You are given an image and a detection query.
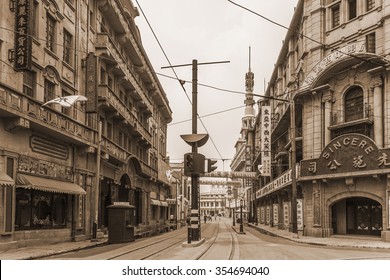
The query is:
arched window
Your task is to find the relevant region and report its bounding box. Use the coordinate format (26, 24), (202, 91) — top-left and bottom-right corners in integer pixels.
(345, 86), (364, 122)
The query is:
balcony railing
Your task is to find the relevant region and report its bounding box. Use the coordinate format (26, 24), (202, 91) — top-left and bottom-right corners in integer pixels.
(0, 85), (93, 145)
(98, 85), (152, 144)
(95, 33), (153, 114)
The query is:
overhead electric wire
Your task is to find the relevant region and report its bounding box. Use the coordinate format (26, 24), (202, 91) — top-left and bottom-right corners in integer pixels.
(135, 0), (225, 160)
(168, 105), (246, 126)
(227, 0), (388, 68)
(1, 1), (387, 160)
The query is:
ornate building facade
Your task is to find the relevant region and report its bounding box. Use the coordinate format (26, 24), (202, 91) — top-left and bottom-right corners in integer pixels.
(253, 0), (390, 241)
(0, 0), (172, 250)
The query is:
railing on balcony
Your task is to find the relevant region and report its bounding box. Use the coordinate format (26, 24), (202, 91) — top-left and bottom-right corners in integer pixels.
(95, 33), (153, 113)
(98, 85), (152, 144)
(0, 85), (93, 145)
(101, 136), (127, 163)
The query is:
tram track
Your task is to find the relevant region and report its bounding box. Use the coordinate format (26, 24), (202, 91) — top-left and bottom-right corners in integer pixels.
(196, 219), (237, 260)
(110, 219), (236, 260)
(41, 218), (238, 260)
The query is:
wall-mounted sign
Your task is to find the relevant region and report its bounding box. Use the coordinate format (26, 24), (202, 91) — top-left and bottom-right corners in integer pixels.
(14, 0), (32, 70)
(301, 133), (390, 178)
(301, 41), (366, 89)
(273, 204), (278, 226)
(297, 199), (303, 231)
(261, 106), (271, 176)
(266, 206), (270, 224)
(18, 155), (73, 181)
(255, 165), (299, 198)
(283, 202), (290, 228)
(85, 53), (98, 113)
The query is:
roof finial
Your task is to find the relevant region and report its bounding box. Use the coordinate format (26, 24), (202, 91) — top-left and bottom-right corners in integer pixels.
(249, 46), (251, 72)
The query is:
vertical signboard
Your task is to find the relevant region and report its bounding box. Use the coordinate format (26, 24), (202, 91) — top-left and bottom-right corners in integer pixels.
(260, 207), (265, 224)
(266, 206), (270, 224)
(283, 202), (290, 228)
(297, 199), (303, 231)
(86, 53), (98, 113)
(261, 106), (271, 176)
(273, 204), (278, 226)
(14, 0), (32, 71)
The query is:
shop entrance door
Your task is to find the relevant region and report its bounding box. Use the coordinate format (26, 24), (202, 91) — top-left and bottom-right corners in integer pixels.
(346, 197), (382, 236)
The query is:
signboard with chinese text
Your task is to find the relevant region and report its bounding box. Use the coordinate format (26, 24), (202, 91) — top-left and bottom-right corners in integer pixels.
(261, 106), (271, 176)
(297, 199), (303, 231)
(255, 165), (299, 198)
(266, 206), (270, 224)
(301, 133), (390, 178)
(260, 207), (265, 223)
(301, 41), (366, 89)
(14, 0), (32, 70)
(283, 202), (290, 228)
(86, 53), (98, 113)
(202, 171), (257, 179)
(273, 204), (278, 226)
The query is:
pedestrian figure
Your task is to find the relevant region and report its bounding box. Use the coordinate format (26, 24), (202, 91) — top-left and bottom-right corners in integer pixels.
(170, 214), (174, 223)
(204, 215), (207, 224)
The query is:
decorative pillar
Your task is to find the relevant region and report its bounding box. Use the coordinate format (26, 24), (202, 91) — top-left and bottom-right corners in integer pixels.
(372, 81), (383, 148)
(323, 97), (333, 146)
(382, 175), (390, 242)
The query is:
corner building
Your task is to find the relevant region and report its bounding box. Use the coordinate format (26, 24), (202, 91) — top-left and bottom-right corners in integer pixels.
(0, 0), (172, 250)
(253, 0), (390, 241)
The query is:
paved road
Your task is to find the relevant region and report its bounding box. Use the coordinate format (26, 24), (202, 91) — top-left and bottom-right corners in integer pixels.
(40, 218), (390, 260)
(238, 226), (390, 260)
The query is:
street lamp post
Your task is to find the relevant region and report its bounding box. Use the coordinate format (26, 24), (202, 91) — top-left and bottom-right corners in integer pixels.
(239, 200), (244, 233)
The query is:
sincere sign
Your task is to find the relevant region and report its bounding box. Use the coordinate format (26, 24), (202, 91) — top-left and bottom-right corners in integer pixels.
(301, 133), (390, 177)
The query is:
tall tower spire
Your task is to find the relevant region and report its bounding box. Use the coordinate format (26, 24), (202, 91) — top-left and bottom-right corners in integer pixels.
(244, 46), (255, 119)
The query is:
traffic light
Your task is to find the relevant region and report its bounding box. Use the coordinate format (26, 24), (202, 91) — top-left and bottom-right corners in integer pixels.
(184, 152), (205, 176)
(207, 159), (218, 173)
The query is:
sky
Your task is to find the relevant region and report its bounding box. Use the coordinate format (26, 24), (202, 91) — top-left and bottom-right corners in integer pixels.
(133, 0), (298, 172)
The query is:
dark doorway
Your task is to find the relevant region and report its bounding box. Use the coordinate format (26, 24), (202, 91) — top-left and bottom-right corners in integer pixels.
(332, 197), (382, 236)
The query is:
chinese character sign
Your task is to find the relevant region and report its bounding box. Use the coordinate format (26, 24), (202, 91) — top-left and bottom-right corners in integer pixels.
(15, 0), (32, 70)
(261, 106), (271, 176)
(85, 53), (98, 113)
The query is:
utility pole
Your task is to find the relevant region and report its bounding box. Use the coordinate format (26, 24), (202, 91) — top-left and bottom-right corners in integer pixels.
(162, 59), (229, 242)
(92, 120), (102, 240)
(290, 100), (298, 237)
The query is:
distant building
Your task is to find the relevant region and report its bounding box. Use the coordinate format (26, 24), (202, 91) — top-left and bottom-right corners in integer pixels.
(167, 162), (190, 226)
(0, 0), (172, 250)
(252, 0), (390, 241)
(200, 185), (227, 217)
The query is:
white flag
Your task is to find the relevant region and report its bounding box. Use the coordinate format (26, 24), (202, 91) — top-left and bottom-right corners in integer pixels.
(42, 95), (88, 108)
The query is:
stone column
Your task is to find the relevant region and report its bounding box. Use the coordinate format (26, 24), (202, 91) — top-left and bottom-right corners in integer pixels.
(323, 97), (333, 146)
(372, 81), (383, 148)
(382, 175), (390, 242)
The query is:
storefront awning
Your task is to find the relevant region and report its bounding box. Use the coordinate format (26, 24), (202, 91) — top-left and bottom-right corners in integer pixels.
(151, 199), (168, 207)
(16, 173), (86, 195)
(151, 199), (161, 206)
(0, 173), (14, 187)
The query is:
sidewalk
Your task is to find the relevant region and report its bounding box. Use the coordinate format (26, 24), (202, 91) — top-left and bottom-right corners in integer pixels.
(0, 238), (107, 260)
(1, 222), (390, 260)
(247, 222), (390, 250)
